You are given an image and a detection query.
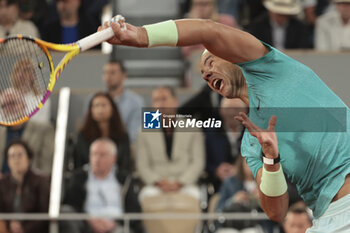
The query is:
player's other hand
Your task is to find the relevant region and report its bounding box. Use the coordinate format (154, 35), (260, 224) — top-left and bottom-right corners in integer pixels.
(235, 112), (279, 159)
(98, 16), (148, 47)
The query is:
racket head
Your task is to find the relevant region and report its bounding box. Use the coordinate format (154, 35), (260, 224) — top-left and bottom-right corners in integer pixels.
(0, 35), (58, 126)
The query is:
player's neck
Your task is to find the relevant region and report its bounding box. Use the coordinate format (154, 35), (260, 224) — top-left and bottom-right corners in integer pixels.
(240, 87), (249, 106)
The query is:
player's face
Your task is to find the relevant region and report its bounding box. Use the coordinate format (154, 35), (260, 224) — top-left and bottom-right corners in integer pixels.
(102, 63), (126, 91)
(201, 53), (245, 98)
(283, 213), (312, 233)
(91, 96), (113, 123)
(7, 144), (30, 176)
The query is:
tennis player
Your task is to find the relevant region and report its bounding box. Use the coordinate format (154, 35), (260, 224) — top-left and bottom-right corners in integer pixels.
(100, 16), (350, 232)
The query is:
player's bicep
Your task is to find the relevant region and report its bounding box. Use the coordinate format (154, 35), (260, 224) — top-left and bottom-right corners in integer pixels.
(205, 24), (268, 64)
(175, 19), (268, 63)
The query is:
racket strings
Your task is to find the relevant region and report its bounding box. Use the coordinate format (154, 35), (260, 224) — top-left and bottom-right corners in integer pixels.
(0, 38), (51, 124)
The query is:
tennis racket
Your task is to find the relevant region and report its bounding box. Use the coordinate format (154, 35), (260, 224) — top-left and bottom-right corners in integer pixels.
(0, 15), (124, 126)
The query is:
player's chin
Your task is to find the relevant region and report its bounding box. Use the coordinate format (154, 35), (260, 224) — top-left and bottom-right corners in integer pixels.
(219, 86), (233, 98)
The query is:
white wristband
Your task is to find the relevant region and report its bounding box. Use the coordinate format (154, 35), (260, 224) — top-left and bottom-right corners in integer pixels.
(260, 165), (288, 197)
(143, 20), (178, 48)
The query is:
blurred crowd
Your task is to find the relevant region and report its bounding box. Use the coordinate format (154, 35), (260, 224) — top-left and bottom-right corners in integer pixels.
(0, 0), (349, 51)
(0, 0), (348, 233)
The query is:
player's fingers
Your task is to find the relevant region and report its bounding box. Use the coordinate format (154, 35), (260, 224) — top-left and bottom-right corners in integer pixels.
(234, 115), (243, 123)
(267, 115), (277, 131)
(239, 112), (260, 132)
(103, 20), (109, 28)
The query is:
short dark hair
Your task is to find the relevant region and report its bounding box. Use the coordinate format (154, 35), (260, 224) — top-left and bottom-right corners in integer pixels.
(156, 86), (177, 98)
(4, 139), (34, 161)
(108, 58), (127, 73)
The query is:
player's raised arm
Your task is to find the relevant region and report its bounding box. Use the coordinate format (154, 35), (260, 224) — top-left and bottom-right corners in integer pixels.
(235, 113), (289, 222)
(101, 18), (268, 64)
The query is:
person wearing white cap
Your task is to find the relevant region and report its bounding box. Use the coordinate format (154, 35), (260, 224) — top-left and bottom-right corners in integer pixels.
(315, 0), (350, 51)
(100, 12), (350, 232)
(247, 0), (312, 50)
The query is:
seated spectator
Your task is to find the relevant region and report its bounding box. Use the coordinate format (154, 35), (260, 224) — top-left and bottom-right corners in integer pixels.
(10, 58), (51, 123)
(0, 89), (55, 176)
(205, 98), (247, 192)
(136, 86), (205, 201)
(62, 138), (142, 233)
(246, 0), (313, 50)
(18, 0), (48, 32)
(283, 205), (312, 233)
(73, 92), (132, 177)
(41, 0), (97, 45)
(0, 140), (50, 233)
(315, 0), (350, 51)
(136, 86), (205, 233)
(101, 59), (144, 143)
(215, 156), (263, 232)
(0, 0), (39, 38)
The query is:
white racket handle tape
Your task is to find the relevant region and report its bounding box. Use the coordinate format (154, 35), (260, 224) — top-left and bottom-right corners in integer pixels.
(78, 15), (126, 52)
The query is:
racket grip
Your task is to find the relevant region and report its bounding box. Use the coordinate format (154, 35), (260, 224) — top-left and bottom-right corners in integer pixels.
(77, 27), (115, 52)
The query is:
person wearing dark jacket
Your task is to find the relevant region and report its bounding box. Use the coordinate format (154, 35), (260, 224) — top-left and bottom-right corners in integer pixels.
(41, 0), (98, 45)
(63, 138), (142, 233)
(72, 92), (132, 178)
(246, 0), (313, 49)
(0, 140), (50, 233)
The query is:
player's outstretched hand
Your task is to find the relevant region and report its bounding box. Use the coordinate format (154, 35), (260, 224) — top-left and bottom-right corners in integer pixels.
(235, 112), (279, 159)
(98, 16), (148, 47)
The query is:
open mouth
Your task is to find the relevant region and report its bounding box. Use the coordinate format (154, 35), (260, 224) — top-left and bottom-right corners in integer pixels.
(213, 79), (222, 91)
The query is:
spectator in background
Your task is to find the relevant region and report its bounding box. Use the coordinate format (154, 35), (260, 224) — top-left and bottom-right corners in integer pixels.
(102, 59), (144, 143)
(215, 156), (264, 233)
(63, 138), (142, 233)
(136, 86), (205, 201)
(0, 0), (39, 38)
(0, 120), (55, 175)
(205, 98), (247, 192)
(246, 0), (313, 50)
(10, 58), (51, 123)
(18, 0), (48, 32)
(315, 0), (350, 51)
(181, 0), (237, 59)
(41, 0), (97, 45)
(217, 0), (241, 21)
(302, 0), (317, 26)
(283, 206), (312, 233)
(0, 90), (55, 176)
(73, 92), (132, 178)
(0, 140), (50, 233)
